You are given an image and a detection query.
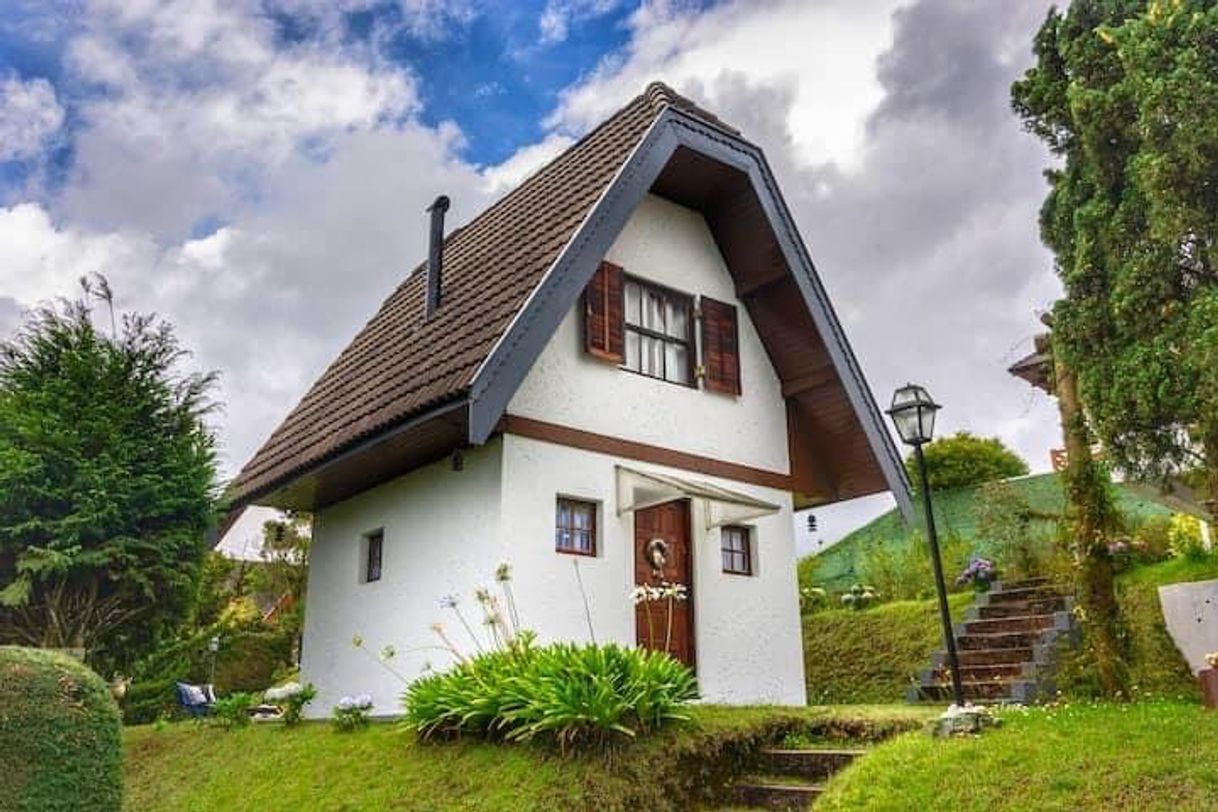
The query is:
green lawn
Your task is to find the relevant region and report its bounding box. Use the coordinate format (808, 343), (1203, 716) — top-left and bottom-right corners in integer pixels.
(804, 554), (1218, 704)
(122, 705), (933, 812)
(817, 702), (1218, 811)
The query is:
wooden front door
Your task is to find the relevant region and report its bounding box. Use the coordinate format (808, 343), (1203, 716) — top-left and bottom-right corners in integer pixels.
(634, 500), (695, 669)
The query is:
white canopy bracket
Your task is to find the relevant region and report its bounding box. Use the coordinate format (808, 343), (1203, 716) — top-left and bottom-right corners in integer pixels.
(615, 465), (781, 530)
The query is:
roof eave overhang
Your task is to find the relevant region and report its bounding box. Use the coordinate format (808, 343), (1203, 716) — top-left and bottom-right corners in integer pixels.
(466, 106), (914, 522)
(227, 397), (470, 513)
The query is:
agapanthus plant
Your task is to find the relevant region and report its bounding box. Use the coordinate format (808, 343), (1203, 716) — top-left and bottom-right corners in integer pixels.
(630, 581), (688, 654)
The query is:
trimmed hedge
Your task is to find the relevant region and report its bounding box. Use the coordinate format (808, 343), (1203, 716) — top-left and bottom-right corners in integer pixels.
(0, 646), (122, 811)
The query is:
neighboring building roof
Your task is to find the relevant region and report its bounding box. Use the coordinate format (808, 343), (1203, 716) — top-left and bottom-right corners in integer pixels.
(230, 82), (913, 519)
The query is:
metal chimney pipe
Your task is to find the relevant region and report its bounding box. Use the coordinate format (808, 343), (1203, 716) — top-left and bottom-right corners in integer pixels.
(425, 195), (450, 319)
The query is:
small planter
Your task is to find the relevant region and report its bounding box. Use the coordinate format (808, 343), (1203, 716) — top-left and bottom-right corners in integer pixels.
(1200, 669), (1218, 709)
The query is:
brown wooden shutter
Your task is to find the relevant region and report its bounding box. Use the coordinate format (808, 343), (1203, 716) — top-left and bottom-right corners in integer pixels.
(700, 296), (741, 395)
(583, 261), (625, 363)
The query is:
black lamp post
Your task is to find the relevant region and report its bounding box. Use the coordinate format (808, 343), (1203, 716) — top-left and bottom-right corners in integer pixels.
(887, 383), (966, 708)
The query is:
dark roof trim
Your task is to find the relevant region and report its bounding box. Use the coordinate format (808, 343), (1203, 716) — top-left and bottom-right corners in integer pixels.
(466, 105), (913, 521)
(230, 397), (469, 510)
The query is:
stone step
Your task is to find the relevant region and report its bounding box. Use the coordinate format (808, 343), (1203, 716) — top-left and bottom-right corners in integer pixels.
(957, 630), (1044, 650)
(735, 781), (823, 810)
(927, 662), (1028, 682)
(987, 585), (1060, 604)
(952, 646), (1035, 666)
(756, 748), (863, 782)
(915, 679), (1020, 702)
(964, 613), (1057, 635)
(978, 597), (1068, 619)
(998, 576), (1051, 590)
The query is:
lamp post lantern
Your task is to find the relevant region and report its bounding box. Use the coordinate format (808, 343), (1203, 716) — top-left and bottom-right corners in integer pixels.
(887, 383), (966, 708)
(208, 635), (220, 685)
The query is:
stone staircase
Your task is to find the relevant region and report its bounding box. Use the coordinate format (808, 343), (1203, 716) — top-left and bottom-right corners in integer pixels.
(908, 577), (1077, 704)
(728, 747), (864, 810)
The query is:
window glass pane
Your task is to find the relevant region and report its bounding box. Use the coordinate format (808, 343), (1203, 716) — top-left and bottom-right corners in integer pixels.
(625, 331), (640, 371)
(557, 499), (596, 555)
(666, 299), (688, 338)
(625, 281), (640, 325)
(638, 336), (659, 376)
(665, 343), (688, 384)
(366, 532), (383, 582)
(643, 289), (664, 331)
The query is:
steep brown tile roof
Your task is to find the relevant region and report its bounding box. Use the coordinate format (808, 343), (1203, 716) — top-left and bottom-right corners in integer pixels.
(231, 82), (716, 505)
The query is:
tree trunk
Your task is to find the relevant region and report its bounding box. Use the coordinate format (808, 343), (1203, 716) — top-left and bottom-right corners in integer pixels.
(1054, 349), (1128, 699)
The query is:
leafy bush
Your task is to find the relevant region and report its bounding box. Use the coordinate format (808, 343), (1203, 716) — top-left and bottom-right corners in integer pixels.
(905, 431), (1028, 492)
(0, 646), (122, 811)
(403, 642), (699, 752)
(1130, 515), (1175, 562)
(122, 677), (179, 725)
(1168, 514), (1208, 561)
(840, 583), (880, 610)
(333, 695), (373, 732)
(211, 692), (256, 729)
(859, 530), (972, 601)
(976, 480), (1058, 577)
(799, 585), (828, 614)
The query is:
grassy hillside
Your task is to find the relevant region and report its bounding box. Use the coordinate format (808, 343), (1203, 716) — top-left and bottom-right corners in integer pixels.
(803, 594), (973, 704)
(817, 702), (1218, 811)
(1058, 556), (1218, 700)
(801, 555), (1218, 704)
(123, 706), (933, 812)
(811, 472), (1174, 591)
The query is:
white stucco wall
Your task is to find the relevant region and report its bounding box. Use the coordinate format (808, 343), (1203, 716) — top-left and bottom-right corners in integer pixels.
(508, 193), (791, 475)
(300, 192), (808, 713)
(300, 440), (507, 717)
(500, 435), (806, 705)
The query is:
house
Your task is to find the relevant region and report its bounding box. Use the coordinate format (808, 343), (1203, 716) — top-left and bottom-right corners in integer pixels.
(228, 82), (911, 714)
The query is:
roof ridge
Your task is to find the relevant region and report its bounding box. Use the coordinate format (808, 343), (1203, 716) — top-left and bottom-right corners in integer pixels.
(642, 80), (740, 135)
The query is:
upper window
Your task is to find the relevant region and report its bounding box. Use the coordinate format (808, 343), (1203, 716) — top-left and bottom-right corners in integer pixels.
(556, 497), (597, 556)
(623, 278), (694, 385)
(721, 525), (753, 575)
(364, 529), (383, 583)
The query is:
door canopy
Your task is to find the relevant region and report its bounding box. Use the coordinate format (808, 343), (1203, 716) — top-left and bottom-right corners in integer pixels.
(615, 465), (780, 530)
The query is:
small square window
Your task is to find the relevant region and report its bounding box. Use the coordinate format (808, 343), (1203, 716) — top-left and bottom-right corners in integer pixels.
(721, 526), (752, 575)
(365, 529), (383, 583)
(556, 498), (597, 556)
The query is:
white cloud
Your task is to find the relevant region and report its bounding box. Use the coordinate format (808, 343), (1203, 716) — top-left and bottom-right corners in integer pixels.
(545, 0), (905, 169)
(539, 0), (621, 44)
(504, 0), (1065, 498)
(0, 1), (496, 479)
(60, 0), (418, 238)
(0, 76), (65, 162)
(480, 132), (575, 196)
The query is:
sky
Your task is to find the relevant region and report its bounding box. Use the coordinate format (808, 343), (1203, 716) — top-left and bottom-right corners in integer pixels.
(0, 0), (1063, 555)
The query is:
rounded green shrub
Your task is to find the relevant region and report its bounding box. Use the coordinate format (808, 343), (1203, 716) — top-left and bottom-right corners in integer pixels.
(0, 646), (122, 811)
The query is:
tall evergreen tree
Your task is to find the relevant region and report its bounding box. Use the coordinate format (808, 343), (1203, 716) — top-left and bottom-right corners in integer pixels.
(0, 279), (219, 672)
(1014, 0), (1218, 511)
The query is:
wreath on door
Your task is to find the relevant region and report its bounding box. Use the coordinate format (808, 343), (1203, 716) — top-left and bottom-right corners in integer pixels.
(646, 538), (670, 574)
